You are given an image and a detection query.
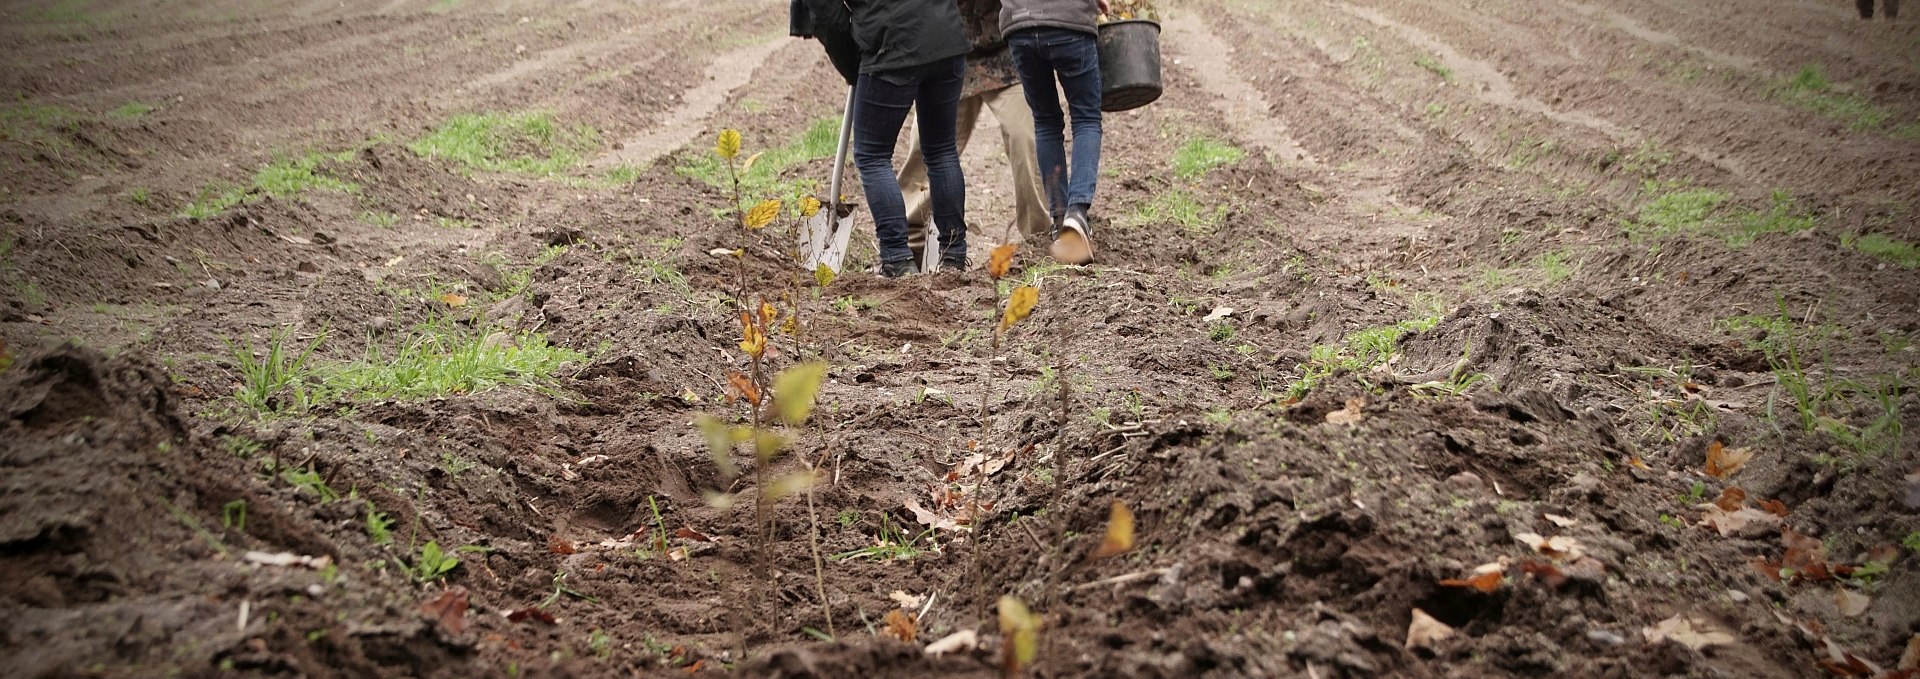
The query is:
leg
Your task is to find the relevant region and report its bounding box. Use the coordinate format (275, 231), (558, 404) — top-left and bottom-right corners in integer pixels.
(983, 84), (1053, 242)
(1859, 0), (1875, 18)
(852, 69), (922, 266)
(1888, 0), (1899, 19)
(1009, 29), (1070, 225)
(1051, 32), (1105, 215)
(901, 95), (985, 253)
(915, 55), (970, 263)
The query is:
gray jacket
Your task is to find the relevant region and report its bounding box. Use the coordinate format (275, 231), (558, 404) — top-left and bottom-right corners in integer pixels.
(999, 0), (1099, 36)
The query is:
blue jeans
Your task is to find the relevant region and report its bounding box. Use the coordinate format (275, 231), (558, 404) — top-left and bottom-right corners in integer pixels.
(1007, 27), (1103, 224)
(852, 55), (967, 265)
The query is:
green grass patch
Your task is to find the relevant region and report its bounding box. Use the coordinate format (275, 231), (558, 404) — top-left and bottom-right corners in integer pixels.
(1627, 185), (1815, 247)
(324, 323), (584, 401)
(1, 102), (88, 157)
(1413, 55), (1454, 82)
(1773, 65), (1890, 131)
(1726, 190), (1816, 247)
(109, 101), (156, 119)
(182, 150), (358, 218)
(1283, 314), (1440, 401)
(1121, 187), (1229, 236)
(409, 111), (600, 176)
(1628, 186), (1729, 240)
(1172, 137), (1244, 180)
(676, 116), (838, 201)
(1842, 232), (1920, 268)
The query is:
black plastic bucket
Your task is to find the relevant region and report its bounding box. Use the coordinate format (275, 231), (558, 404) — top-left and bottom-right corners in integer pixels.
(1097, 19), (1162, 112)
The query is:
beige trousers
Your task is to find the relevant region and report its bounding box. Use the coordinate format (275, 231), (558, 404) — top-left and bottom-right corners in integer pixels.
(900, 84), (1053, 255)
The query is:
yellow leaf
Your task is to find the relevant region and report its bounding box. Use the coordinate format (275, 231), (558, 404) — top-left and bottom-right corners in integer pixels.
(716, 129), (741, 160)
(1092, 501), (1135, 559)
(438, 292), (468, 307)
(801, 196), (823, 218)
(999, 286), (1039, 333)
(761, 470), (816, 500)
(781, 315), (798, 335)
(744, 199), (782, 230)
(754, 430), (789, 463)
(1704, 440), (1753, 479)
(694, 415), (740, 478)
(739, 151), (766, 176)
(759, 300), (780, 326)
(987, 243), (1018, 280)
(997, 596), (1040, 675)
(739, 323), (766, 358)
(773, 362), (828, 425)
(814, 264), (837, 288)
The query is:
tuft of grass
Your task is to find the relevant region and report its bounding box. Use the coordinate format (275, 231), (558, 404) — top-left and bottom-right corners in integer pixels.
(323, 322), (583, 401)
(675, 116), (838, 205)
(227, 326), (325, 416)
(1773, 64), (1890, 131)
(1726, 190), (1816, 247)
(831, 513), (932, 562)
(1284, 314), (1440, 401)
(128, 187), (151, 206)
(1122, 187), (1229, 236)
(1535, 250), (1577, 284)
(409, 111), (600, 176)
(359, 210), (401, 228)
(109, 101), (156, 119)
(1842, 232), (1920, 268)
(0, 102), (88, 157)
(1413, 55), (1454, 81)
(1172, 137), (1244, 180)
(1628, 185), (1728, 241)
(182, 150), (357, 219)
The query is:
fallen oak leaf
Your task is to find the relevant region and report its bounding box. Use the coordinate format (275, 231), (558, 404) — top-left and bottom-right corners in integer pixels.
(1900, 634), (1920, 671)
(1704, 440), (1754, 479)
(888, 590), (925, 610)
(1514, 532), (1584, 561)
(882, 609), (918, 643)
(904, 497), (967, 533)
(420, 587), (470, 635)
(1091, 501), (1136, 559)
(1712, 487), (1748, 512)
(1642, 613), (1734, 651)
(1325, 397), (1366, 425)
(1698, 504), (1783, 538)
(1835, 590), (1871, 618)
(548, 535), (576, 555)
(674, 526), (711, 542)
(438, 292), (469, 307)
(1543, 513), (1579, 528)
(1520, 559), (1567, 589)
(1439, 569), (1503, 593)
(1757, 498), (1790, 517)
(1405, 608), (1455, 651)
(923, 629), (978, 657)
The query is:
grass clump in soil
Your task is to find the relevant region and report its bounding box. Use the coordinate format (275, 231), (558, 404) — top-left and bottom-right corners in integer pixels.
(324, 323), (584, 401)
(1842, 232), (1920, 268)
(1172, 136), (1244, 179)
(1772, 65), (1889, 131)
(1283, 314), (1441, 401)
(409, 111), (600, 176)
(182, 149), (359, 219)
(1122, 187), (1229, 236)
(676, 116), (839, 202)
(1, 102), (88, 157)
(1626, 185), (1815, 247)
(109, 101), (156, 119)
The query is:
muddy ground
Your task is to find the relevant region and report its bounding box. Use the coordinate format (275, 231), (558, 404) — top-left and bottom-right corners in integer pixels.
(2, 0), (1918, 677)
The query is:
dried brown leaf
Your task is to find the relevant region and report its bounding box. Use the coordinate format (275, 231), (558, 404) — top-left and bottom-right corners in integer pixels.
(1439, 570), (1503, 593)
(882, 609), (918, 643)
(1642, 614), (1734, 650)
(1698, 504), (1783, 538)
(1712, 486), (1748, 512)
(1405, 608), (1455, 651)
(420, 587), (470, 635)
(1325, 398), (1366, 425)
(1757, 498), (1790, 517)
(548, 535), (576, 555)
(1091, 501), (1136, 559)
(1836, 590), (1871, 617)
(987, 243), (1018, 279)
(1704, 440), (1754, 479)
(675, 526), (711, 542)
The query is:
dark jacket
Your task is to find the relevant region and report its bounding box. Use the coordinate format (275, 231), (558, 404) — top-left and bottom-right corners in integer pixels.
(801, 0), (970, 77)
(1000, 0), (1099, 36)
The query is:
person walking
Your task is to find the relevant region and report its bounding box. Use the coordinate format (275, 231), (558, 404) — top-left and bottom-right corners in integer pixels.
(1001, 0), (1110, 264)
(797, 0), (973, 278)
(898, 0), (1051, 271)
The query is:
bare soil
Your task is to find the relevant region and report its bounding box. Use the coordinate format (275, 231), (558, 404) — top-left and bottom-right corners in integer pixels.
(3, 0), (1918, 677)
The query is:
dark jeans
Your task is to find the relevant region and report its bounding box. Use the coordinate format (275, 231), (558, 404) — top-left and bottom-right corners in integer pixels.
(1007, 27), (1103, 224)
(852, 55), (967, 265)
(1859, 0), (1900, 18)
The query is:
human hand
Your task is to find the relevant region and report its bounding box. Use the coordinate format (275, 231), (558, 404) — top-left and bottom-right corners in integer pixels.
(1098, 0), (1111, 14)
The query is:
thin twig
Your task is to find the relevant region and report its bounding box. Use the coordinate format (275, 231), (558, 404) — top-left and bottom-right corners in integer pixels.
(1069, 568), (1171, 592)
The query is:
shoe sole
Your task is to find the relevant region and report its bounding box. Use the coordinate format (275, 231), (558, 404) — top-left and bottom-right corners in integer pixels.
(1051, 223), (1094, 265)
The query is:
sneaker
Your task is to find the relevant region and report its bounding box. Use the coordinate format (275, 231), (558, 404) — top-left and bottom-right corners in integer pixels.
(880, 259), (921, 278)
(1051, 207), (1095, 265)
(940, 254), (967, 272)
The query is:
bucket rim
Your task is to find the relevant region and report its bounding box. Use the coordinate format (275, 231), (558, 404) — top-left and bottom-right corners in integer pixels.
(1097, 18), (1161, 30)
